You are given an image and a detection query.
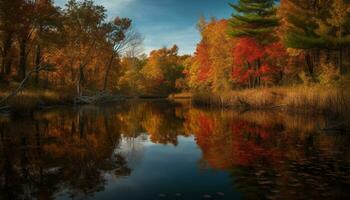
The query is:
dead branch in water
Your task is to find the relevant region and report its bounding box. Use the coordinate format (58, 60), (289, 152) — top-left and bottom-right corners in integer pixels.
(0, 64), (49, 107)
(74, 91), (126, 105)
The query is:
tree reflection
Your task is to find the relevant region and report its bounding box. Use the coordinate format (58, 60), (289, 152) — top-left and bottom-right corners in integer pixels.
(1, 102), (350, 199)
(117, 101), (188, 146)
(186, 109), (350, 200)
(0, 101), (189, 199)
(0, 107), (131, 199)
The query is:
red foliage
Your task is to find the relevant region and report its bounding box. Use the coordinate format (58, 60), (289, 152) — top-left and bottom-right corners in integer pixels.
(231, 38), (287, 86)
(264, 42), (287, 59)
(195, 41), (212, 82)
(198, 115), (214, 138)
(230, 120), (283, 167)
(232, 38), (264, 66)
(182, 69), (189, 75)
(193, 114), (283, 170)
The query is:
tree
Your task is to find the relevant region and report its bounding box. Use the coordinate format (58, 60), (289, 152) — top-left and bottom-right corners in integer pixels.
(0, 0), (21, 76)
(229, 0), (279, 43)
(191, 19), (234, 92)
(0, 0), (149, 102)
(102, 17), (142, 91)
(232, 37), (286, 87)
(141, 45), (184, 95)
(117, 56), (146, 95)
(281, 0), (350, 77)
(62, 0), (107, 96)
(229, 0), (282, 88)
(31, 0), (61, 86)
(327, 0), (350, 74)
(231, 37), (265, 87)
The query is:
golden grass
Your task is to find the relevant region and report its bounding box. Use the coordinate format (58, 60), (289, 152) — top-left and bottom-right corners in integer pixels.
(0, 90), (73, 112)
(193, 85), (350, 116)
(168, 92), (193, 99)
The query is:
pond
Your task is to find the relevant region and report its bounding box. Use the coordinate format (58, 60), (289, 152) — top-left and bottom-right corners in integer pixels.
(0, 100), (349, 200)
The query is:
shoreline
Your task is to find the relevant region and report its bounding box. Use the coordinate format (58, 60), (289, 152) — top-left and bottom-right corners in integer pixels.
(1, 96), (349, 133)
(1, 86), (349, 118)
(173, 86), (350, 117)
(1, 94), (349, 132)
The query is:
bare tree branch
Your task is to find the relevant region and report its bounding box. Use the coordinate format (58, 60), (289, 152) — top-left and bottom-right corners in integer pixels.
(0, 62), (48, 106)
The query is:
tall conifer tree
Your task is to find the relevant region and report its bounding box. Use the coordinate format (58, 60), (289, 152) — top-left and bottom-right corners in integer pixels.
(229, 0), (280, 88)
(282, 0), (350, 75)
(230, 0), (279, 44)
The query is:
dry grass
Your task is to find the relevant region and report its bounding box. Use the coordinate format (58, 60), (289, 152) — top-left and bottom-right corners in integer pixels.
(168, 92), (193, 99)
(0, 90), (73, 112)
(193, 85), (350, 116)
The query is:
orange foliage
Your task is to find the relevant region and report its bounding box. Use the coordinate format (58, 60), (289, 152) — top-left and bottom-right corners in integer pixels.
(190, 18), (288, 90)
(196, 41), (212, 81)
(192, 19), (234, 90)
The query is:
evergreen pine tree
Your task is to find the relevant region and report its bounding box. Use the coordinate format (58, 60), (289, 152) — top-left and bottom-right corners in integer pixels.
(283, 0), (331, 49)
(229, 0), (279, 43)
(283, 0), (350, 75)
(229, 0), (279, 88)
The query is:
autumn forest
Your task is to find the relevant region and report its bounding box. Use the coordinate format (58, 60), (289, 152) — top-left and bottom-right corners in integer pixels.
(1, 0), (350, 199)
(0, 0), (348, 114)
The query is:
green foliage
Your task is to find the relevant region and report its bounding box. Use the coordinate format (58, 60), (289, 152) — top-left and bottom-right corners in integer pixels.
(230, 0), (279, 43)
(282, 0), (350, 77)
(284, 0), (350, 50)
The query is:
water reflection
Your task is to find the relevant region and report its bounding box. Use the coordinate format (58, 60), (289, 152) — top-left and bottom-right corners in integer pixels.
(0, 100), (349, 199)
(0, 106), (131, 199)
(187, 109), (350, 199)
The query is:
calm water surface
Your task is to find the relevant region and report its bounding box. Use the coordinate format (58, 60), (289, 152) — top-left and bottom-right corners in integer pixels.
(0, 100), (349, 200)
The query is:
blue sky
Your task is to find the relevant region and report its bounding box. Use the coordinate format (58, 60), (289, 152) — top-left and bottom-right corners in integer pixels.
(55, 0), (234, 55)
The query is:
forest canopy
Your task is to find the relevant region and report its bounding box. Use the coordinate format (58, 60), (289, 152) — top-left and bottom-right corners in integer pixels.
(0, 0), (350, 106)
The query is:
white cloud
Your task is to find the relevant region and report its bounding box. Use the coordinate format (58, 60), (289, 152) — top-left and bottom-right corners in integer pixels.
(142, 25), (199, 55)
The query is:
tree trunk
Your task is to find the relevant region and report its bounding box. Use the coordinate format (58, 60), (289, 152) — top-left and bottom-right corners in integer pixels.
(257, 59), (261, 87)
(18, 38), (28, 80)
(339, 47), (344, 75)
(103, 54), (115, 91)
(77, 64), (85, 97)
(1, 32), (13, 75)
(339, 26), (345, 75)
(44, 71), (49, 89)
(1, 54), (4, 75)
(35, 44), (41, 86)
(305, 53), (314, 76)
(5, 56), (12, 75)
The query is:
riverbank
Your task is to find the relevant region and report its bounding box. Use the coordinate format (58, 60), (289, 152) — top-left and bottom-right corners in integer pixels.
(190, 86), (350, 117)
(0, 89), (172, 114)
(2, 85), (349, 118)
(0, 90), (74, 113)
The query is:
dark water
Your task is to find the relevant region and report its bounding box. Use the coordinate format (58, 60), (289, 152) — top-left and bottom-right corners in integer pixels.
(0, 100), (349, 200)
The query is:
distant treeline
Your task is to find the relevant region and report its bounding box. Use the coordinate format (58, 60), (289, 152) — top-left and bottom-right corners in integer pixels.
(1, 0), (350, 99)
